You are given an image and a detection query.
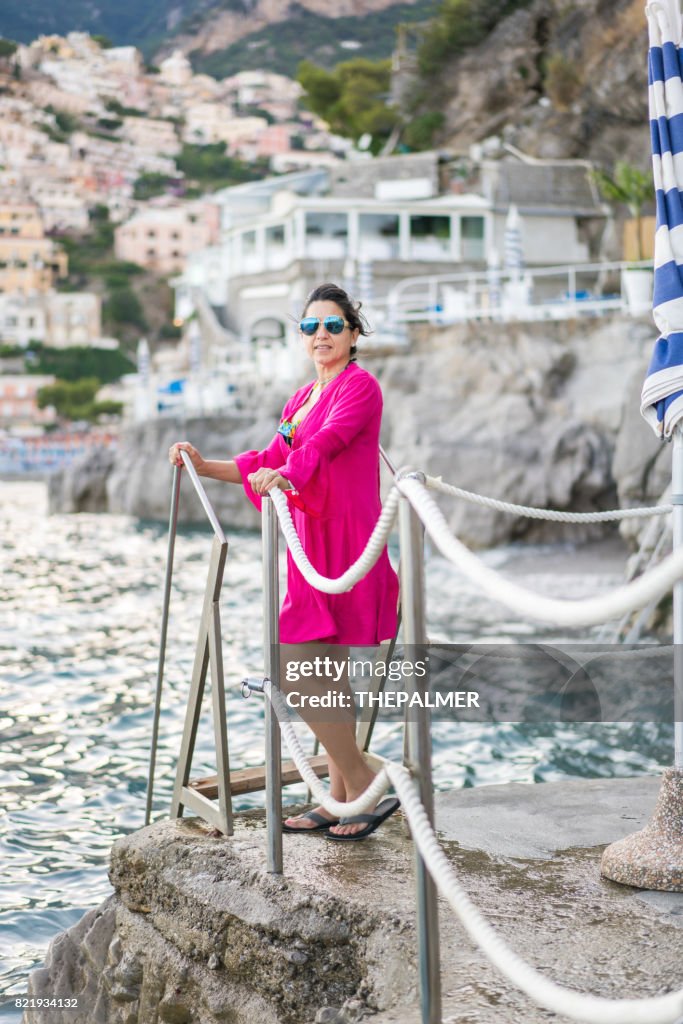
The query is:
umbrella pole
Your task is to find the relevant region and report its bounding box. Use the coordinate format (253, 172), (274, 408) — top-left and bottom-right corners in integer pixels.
(674, 427), (683, 769)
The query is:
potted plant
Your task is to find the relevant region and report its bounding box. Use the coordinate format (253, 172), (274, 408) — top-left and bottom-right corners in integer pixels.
(592, 160), (654, 313)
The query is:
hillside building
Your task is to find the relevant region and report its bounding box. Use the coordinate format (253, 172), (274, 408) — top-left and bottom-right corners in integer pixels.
(114, 200), (221, 275)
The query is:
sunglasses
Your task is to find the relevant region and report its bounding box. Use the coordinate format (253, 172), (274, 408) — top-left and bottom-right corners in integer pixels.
(299, 316), (350, 336)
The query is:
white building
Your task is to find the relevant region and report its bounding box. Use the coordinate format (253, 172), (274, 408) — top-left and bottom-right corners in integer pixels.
(172, 151), (606, 353)
(47, 292), (102, 348)
(182, 103), (236, 146)
(29, 181), (90, 232)
(0, 293), (47, 347)
(121, 116), (180, 157)
(159, 51), (193, 88)
(0, 290), (104, 348)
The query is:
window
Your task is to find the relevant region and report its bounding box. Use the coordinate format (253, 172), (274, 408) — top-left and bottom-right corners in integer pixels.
(305, 212), (348, 238)
(461, 216), (485, 261)
(410, 215), (450, 240)
(267, 224), (285, 246)
(359, 213), (399, 259)
(242, 230), (257, 254)
(409, 215), (450, 259)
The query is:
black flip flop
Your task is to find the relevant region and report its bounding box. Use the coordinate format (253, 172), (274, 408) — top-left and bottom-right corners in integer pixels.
(324, 797), (401, 842)
(282, 810), (340, 833)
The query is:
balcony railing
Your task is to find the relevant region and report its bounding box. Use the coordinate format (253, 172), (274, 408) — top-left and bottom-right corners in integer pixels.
(385, 260), (654, 325)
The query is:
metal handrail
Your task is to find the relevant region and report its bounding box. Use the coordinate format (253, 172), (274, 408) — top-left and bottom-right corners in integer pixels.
(145, 452), (226, 825)
(179, 449), (226, 543)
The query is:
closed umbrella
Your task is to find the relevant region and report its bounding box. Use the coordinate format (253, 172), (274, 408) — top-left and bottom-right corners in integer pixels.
(640, 0), (683, 437)
(487, 247), (502, 313)
(503, 204), (524, 279)
(603, 0), (683, 893)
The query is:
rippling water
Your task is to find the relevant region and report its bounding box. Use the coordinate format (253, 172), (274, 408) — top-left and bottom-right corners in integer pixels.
(0, 481), (673, 1017)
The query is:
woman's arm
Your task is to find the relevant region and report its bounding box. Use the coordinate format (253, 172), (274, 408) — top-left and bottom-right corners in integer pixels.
(168, 442), (243, 484)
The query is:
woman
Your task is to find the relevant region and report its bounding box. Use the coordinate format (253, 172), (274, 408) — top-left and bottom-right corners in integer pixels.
(169, 283), (400, 840)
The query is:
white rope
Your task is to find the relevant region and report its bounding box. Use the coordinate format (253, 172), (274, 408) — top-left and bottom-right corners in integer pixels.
(262, 679), (683, 1022)
(264, 680), (389, 815)
(399, 476), (683, 627)
(270, 487), (399, 593)
(386, 763), (683, 1024)
(426, 475), (673, 523)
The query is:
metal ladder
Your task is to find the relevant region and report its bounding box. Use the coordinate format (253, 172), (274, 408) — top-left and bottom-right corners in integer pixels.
(145, 449), (403, 837)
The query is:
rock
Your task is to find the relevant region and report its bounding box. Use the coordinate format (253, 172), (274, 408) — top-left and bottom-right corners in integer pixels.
(47, 446), (116, 514)
(23, 817), (417, 1024)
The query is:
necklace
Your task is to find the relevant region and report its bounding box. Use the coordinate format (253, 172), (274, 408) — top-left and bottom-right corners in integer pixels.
(314, 361), (350, 390)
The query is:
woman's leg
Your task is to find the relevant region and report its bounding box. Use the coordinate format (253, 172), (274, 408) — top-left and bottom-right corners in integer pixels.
(280, 642), (377, 835)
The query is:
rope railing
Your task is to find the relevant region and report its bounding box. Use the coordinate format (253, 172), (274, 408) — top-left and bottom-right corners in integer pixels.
(263, 469), (683, 1024)
(260, 681), (683, 1024)
(425, 475), (673, 523)
(386, 764), (683, 1024)
(270, 475), (678, 628)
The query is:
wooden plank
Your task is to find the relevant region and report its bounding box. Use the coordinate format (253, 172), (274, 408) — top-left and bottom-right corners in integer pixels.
(190, 754), (330, 799)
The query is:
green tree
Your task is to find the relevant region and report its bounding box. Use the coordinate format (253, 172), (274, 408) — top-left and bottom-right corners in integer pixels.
(0, 38), (18, 59)
(28, 345), (135, 384)
(36, 377), (117, 422)
(297, 57), (398, 151)
(104, 287), (148, 331)
(133, 172), (175, 200)
(176, 142), (266, 189)
(417, 0), (532, 78)
(592, 161), (654, 261)
(92, 35), (113, 49)
(403, 111), (444, 151)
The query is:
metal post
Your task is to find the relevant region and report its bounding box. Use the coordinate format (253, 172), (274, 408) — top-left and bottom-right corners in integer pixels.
(146, 466), (181, 826)
(673, 430), (683, 768)
(263, 497), (283, 872)
(398, 489), (441, 1024)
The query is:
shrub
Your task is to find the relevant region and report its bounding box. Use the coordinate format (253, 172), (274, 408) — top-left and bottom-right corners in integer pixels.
(544, 52), (582, 109)
(403, 111), (445, 150)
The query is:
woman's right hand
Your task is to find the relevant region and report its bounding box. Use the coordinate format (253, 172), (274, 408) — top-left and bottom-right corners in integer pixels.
(168, 441), (205, 475)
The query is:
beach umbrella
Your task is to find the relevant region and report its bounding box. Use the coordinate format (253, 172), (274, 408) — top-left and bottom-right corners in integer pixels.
(137, 337), (150, 384)
(640, 0), (683, 436)
(602, 0), (683, 892)
(487, 247), (502, 313)
(188, 320), (202, 374)
(503, 204), (524, 279)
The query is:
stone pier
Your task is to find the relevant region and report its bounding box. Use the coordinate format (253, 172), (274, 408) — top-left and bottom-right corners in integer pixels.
(23, 777), (683, 1024)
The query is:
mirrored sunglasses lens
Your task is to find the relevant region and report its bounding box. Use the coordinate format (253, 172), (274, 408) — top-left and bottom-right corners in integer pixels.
(299, 318), (319, 335)
(325, 316), (345, 334)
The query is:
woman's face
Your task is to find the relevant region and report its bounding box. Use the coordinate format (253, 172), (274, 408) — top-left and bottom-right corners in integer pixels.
(301, 300), (359, 376)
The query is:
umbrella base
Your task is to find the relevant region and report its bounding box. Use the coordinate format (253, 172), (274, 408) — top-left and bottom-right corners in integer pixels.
(600, 767), (683, 891)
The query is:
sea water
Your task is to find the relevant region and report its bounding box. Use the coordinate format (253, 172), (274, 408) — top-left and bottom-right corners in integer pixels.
(0, 481), (673, 1016)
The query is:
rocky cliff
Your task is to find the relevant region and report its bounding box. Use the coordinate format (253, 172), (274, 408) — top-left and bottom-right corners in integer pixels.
(428, 0), (650, 168)
(163, 0), (426, 57)
(49, 314), (668, 551)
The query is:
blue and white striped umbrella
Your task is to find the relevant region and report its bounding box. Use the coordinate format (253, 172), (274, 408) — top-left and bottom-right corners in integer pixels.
(641, 0), (683, 437)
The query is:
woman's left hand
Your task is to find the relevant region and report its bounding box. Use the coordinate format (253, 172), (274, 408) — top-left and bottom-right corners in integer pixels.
(248, 468), (290, 495)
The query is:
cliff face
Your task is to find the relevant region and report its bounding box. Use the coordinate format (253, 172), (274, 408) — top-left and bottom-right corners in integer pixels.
(49, 314), (666, 551)
(159, 0), (425, 57)
(421, 0), (650, 168)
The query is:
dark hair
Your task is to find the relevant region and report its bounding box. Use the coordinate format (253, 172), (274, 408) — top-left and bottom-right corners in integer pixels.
(301, 282), (371, 362)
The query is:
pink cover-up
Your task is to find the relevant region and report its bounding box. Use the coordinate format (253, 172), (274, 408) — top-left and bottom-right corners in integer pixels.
(234, 363), (399, 645)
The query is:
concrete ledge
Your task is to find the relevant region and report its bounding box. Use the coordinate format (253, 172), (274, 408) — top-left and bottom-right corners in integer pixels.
(24, 777), (683, 1024)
